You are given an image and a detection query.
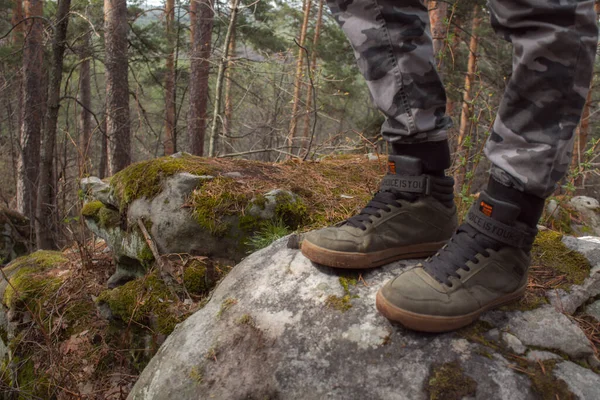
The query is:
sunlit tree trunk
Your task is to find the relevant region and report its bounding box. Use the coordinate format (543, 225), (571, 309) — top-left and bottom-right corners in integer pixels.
(208, 0), (239, 156)
(188, 0), (214, 156)
(428, 0), (448, 63)
(104, 0), (131, 174)
(300, 0), (324, 156)
(455, 6), (480, 190)
(222, 0), (238, 142)
(17, 0), (44, 227)
(288, 0), (312, 155)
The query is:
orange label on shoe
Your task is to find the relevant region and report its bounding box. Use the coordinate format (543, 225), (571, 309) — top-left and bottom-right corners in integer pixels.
(480, 201), (493, 217)
(388, 161), (396, 174)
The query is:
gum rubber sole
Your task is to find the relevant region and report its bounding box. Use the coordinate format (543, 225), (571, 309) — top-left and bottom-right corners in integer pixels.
(375, 284), (527, 333)
(300, 239), (448, 269)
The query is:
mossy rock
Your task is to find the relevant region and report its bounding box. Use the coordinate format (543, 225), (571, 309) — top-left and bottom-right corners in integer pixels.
(2, 251), (68, 311)
(183, 259), (217, 295)
(82, 200), (120, 229)
(97, 273), (181, 335)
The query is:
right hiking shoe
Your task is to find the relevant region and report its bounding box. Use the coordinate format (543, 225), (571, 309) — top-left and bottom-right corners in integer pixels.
(301, 155), (457, 269)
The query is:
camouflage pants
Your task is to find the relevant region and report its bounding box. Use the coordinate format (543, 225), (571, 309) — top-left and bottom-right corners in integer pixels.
(328, 0), (598, 198)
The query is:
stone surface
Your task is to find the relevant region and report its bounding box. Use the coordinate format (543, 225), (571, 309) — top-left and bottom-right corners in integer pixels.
(502, 332), (526, 355)
(0, 207), (31, 265)
(505, 306), (594, 359)
(586, 300), (600, 321)
(247, 189), (300, 221)
(526, 350), (563, 362)
(554, 361), (600, 400)
(81, 177), (118, 208)
(546, 236), (600, 314)
(128, 239), (598, 400)
(570, 196), (600, 236)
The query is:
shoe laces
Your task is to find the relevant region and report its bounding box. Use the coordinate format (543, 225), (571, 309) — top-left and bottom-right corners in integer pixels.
(423, 223), (503, 286)
(345, 190), (416, 231)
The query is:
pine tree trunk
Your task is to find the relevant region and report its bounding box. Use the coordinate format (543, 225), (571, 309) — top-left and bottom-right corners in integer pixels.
(16, 0), (44, 227)
(428, 0), (448, 62)
(36, 0), (71, 249)
(188, 0), (214, 156)
(222, 0), (237, 142)
(164, 0), (176, 155)
(11, 0), (24, 44)
(287, 0), (312, 155)
(455, 7), (480, 191)
(208, 0), (239, 157)
(104, 0), (131, 175)
(300, 0), (324, 156)
(99, 117), (108, 179)
(78, 31), (92, 174)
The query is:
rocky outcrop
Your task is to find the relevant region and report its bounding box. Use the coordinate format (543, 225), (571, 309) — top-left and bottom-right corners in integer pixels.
(81, 153), (379, 287)
(546, 196), (600, 236)
(0, 207), (31, 265)
(129, 234), (600, 400)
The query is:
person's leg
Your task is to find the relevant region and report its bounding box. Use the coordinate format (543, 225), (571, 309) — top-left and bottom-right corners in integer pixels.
(301, 0), (457, 268)
(377, 0), (599, 332)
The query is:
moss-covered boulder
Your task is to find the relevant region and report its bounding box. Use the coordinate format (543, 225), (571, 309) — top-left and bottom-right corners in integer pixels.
(81, 153), (383, 287)
(0, 206), (31, 265)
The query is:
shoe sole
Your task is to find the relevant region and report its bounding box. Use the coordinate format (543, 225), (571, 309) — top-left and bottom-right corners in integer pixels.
(375, 284), (527, 333)
(300, 240), (448, 269)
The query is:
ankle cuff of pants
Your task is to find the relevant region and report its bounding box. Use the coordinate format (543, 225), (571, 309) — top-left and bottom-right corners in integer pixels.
(486, 176), (545, 228)
(391, 140), (451, 172)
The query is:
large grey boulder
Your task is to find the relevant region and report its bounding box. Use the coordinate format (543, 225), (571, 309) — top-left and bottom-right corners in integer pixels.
(82, 170), (303, 287)
(129, 238), (599, 400)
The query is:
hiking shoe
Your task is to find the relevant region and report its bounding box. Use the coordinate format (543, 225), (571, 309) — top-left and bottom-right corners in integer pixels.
(301, 155), (457, 269)
(376, 191), (537, 332)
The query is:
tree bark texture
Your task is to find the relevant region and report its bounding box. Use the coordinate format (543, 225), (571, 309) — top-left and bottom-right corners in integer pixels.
(11, 0), (24, 44)
(428, 1), (448, 62)
(187, 0), (214, 156)
(36, 0), (72, 249)
(78, 30), (92, 174)
(16, 0), (44, 226)
(208, 0), (239, 157)
(164, 0), (176, 155)
(222, 0), (237, 142)
(104, 0), (131, 175)
(288, 0), (312, 154)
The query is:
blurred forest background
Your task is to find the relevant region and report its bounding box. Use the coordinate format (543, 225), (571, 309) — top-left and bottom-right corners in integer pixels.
(0, 0), (599, 250)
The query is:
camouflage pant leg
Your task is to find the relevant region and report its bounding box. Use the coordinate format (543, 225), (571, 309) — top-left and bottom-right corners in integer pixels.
(485, 0), (598, 198)
(326, 0), (451, 143)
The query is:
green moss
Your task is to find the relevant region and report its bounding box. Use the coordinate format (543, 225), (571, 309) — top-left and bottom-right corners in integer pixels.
(326, 276), (359, 312)
(274, 192), (307, 230)
(216, 297), (237, 319)
(98, 206), (120, 228)
(189, 366), (204, 384)
(252, 194), (268, 210)
(425, 361), (477, 400)
(97, 273), (180, 335)
(190, 177), (251, 237)
(111, 154), (213, 209)
(527, 360), (575, 400)
(457, 320), (496, 348)
(138, 245), (155, 268)
(500, 292), (548, 312)
(81, 200), (104, 221)
(2, 357), (51, 399)
(245, 218), (291, 252)
(532, 230), (591, 286)
(236, 314), (255, 326)
(3, 251), (68, 310)
(183, 259), (213, 295)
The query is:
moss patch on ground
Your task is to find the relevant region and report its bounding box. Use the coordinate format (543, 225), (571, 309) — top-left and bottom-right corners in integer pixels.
(97, 273), (181, 335)
(531, 230), (591, 286)
(425, 361), (477, 400)
(183, 259), (215, 295)
(325, 276), (359, 312)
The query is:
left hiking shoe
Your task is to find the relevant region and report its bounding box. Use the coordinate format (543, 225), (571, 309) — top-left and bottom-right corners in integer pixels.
(376, 191), (538, 332)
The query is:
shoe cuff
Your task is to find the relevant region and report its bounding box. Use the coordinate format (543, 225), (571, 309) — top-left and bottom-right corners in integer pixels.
(466, 191), (537, 249)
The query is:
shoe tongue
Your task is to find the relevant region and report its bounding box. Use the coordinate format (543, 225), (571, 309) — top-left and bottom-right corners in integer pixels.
(477, 191), (521, 225)
(387, 155), (423, 176)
